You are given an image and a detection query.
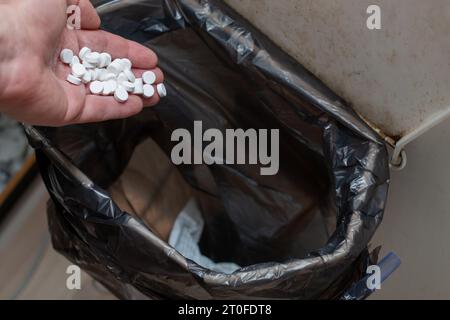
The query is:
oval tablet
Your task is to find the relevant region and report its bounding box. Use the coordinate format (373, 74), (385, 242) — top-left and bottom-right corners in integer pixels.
(85, 52), (101, 64)
(93, 68), (102, 81)
(98, 53), (110, 68)
(102, 80), (117, 95)
(71, 63), (87, 77)
(143, 84), (155, 98)
(101, 53), (112, 66)
(81, 71), (92, 84)
(114, 86), (129, 103)
(60, 49), (74, 64)
(99, 69), (109, 81)
(70, 56), (80, 67)
(79, 47), (91, 60)
(123, 69), (136, 82)
(121, 58), (132, 70)
(67, 74), (81, 85)
(117, 73), (127, 84)
(156, 83), (167, 98)
(103, 73), (117, 81)
(142, 71), (156, 85)
(89, 81), (104, 94)
(121, 81), (135, 92)
(133, 78), (144, 95)
(83, 60), (96, 69)
(107, 61), (122, 75)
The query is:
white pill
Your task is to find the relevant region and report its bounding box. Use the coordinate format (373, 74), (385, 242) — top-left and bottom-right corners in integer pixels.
(81, 71), (92, 84)
(110, 80), (118, 92)
(70, 56), (80, 67)
(123, 69), (136, 83)
(89, 69), (95, 80)
(114, 86), (129, 103)
(98, 69), (109, 81)
(103, 73), (117, 81)
(60, 49), (74, 64)
(157, 83), (167, 98)
(71, 63), (86, 77)
(89, 81), (104, 94)
(102, 80), (117, 95)
(133, 78), (144, 95)
(107, 61), (122, 75)
(67, 74), (81, 85)
(98, 55), (107, 68)
(143, 84), (155, 98)
(93, 68), (102, 81)
(85, 52), (101, 64)
(102, 53), (112, 65)
(98, 53), (111, 68)
(142, 71), (156, 85)
(121, 81), (135, 92)
(121, 58), (132, 70)
(79, 47), (91, 60)
(83, 60), (96, 69)
(117, 73), (128, 84)
(123, 68), (136, 82)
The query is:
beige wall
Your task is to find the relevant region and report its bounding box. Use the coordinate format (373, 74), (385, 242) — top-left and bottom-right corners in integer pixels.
(371, 116), (450, 299)
(225, 0), (450, 138)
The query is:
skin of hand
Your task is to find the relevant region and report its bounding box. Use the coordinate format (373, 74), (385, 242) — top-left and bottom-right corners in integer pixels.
(0, 0), (164, 126)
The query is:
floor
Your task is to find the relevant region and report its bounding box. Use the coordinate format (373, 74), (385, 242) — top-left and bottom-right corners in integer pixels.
(1, 117), (450, 299)
(0, 177), (115, 300)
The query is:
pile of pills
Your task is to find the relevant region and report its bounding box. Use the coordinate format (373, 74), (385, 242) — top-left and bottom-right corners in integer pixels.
(60, 47), (167, 103)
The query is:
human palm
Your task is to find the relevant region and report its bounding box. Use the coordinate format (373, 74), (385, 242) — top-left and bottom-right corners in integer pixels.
(0, 0), (163, 126)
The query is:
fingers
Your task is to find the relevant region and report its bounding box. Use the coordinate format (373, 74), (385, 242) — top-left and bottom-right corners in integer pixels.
(68, 95), (145, 124)
(76, 30), (158, 69)
(64, 94), (160, 124)
(141, 90), (161, 108)
(77, 88), (162, 123)
(67, 0), (101, 30)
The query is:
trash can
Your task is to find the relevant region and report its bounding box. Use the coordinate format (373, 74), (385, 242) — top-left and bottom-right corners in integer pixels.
(25, 0), (389, 299)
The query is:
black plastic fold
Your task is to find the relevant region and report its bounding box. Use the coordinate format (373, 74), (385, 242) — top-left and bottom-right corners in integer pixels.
(26, 0), (389, 299)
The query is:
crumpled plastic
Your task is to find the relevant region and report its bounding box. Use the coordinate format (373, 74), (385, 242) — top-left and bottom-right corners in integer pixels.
(25, 0), (390, 299)
(168, 199), (241, 274)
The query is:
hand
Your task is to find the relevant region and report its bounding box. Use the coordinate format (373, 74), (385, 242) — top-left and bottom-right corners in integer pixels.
(0, 0), (163, 126)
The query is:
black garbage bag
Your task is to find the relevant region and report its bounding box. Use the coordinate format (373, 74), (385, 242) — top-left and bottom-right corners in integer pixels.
(25, 0), (389, 299)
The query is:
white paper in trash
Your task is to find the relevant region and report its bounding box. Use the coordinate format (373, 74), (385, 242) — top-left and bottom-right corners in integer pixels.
(168, 199), (241, 274)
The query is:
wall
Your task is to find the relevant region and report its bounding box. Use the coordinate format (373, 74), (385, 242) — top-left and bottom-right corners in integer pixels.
(371, 116), (450, 299)
(225, 0), (450, 138)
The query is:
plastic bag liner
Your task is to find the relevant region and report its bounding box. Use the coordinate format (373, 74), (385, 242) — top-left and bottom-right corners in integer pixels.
(25, 0), (390, 299)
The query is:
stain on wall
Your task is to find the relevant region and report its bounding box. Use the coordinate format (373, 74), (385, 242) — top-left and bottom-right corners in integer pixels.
(225, 0), (450, 137)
